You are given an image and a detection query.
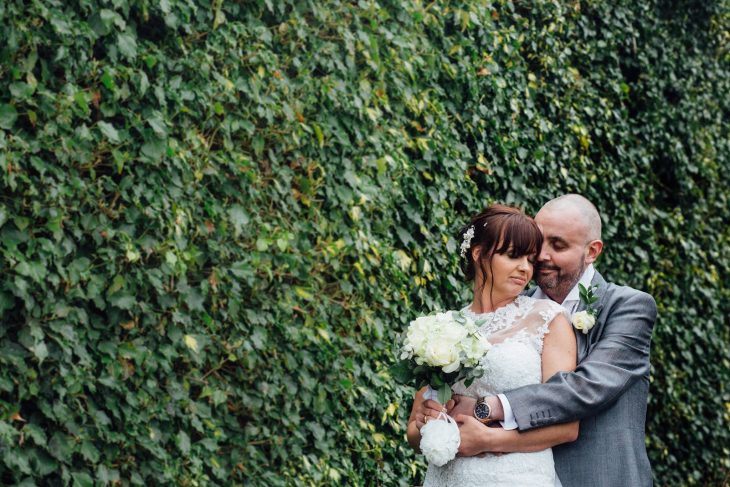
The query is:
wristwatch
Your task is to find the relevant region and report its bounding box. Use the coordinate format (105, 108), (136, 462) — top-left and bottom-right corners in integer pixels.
(473, 397), (493, 424)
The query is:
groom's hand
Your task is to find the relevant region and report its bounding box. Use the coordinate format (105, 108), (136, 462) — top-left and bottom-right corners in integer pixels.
(448, 394), (477, 418)
(454, 415), (489, 457)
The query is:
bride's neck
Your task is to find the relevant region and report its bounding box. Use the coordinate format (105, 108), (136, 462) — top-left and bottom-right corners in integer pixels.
(470, 293), (517, 314)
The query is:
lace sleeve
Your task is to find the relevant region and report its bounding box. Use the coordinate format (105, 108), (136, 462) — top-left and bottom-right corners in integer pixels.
(532, 300), (570, 354)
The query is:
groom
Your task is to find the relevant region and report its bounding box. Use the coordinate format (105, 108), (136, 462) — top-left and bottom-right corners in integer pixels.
(449, 194), (657, 486)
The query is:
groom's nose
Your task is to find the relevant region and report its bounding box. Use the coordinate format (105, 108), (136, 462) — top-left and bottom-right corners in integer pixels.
(538, 246), (551, 262)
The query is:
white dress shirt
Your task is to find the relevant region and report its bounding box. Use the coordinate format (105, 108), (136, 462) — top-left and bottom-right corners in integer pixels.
(497, 264), (596, 429)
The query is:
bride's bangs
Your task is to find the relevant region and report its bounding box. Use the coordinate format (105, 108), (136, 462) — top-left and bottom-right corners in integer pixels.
(495, 215), (543, 258)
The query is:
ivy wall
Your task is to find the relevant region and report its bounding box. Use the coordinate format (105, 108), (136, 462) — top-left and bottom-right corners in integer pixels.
(0, 0), (728, 485)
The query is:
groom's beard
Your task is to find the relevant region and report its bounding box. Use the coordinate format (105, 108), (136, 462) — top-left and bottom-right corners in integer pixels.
(535, 261), (586, 299)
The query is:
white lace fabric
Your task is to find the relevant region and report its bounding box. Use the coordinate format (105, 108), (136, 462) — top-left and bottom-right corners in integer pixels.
(423, 295), (568, 487)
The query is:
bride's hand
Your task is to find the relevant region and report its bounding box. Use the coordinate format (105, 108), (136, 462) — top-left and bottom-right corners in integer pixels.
(415, 399), (448, 431)
(448, 394), (477, 418)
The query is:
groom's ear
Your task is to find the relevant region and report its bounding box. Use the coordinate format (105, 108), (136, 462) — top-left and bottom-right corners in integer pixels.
(585, 239), (603, 264)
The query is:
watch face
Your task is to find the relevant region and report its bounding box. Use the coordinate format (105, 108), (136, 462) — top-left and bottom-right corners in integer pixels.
(475, 402), (490, 420)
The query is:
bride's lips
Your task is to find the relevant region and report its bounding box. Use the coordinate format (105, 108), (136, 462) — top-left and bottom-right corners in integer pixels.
(510, 276), (527, 286)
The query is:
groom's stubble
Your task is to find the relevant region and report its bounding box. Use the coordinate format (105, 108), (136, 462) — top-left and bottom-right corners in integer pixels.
(535, 254), (587, 301)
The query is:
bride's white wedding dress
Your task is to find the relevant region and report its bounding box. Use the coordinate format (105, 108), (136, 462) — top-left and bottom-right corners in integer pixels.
(423, 295), (567, 487)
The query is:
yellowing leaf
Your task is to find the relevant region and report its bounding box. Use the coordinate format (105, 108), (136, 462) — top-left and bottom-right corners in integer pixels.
(394, 250), (412, 271)
(317, 328), (331, 343)
(314, 124), (324, 148)
(294, 287), (313, 300)
(349, 206), (362, 221)
(381, 402), (398, 423)
(184, 335), (199, 353)
(329, 468), (342, 482)
(385, 403), (397, 417)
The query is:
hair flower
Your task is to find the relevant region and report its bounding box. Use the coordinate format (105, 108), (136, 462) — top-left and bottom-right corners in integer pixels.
(460, 225), (475, 259)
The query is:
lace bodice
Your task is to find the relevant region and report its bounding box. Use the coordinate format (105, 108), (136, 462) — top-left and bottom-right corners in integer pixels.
(451, 295), (567, 398)
(423, 295), (568, 487)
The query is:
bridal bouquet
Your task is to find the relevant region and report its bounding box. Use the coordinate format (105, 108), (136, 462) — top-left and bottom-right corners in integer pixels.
(391, 310), (491, 466)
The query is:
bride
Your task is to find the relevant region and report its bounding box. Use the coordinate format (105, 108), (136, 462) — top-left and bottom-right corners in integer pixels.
(406, 204), (578, 486)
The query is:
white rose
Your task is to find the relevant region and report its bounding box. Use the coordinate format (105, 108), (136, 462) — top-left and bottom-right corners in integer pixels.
(572, 311), (596, 334)
(419, 414), (460, 466)
(424, 340), (460, 370)
(438, 319), (469, 344)
(403, 312), (473, 372)
(432, 321), (468, 371)
(403, 315), (437, 359)
(460, 333), (492, 366)
(407, 314), (435, 339)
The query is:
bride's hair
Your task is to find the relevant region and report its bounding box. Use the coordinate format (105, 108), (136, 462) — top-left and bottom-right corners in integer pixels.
(458, 204), (543, 295)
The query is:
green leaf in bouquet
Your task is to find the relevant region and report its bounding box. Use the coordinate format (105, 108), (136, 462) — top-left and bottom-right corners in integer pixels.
(437, 383), (452, 405)
(430, 373), (445, 387)
(389, 359), (414, 384)
(413, 364), (429, 377)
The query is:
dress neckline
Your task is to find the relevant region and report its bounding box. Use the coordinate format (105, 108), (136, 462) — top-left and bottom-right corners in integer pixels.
(462, 294), (529, 319)
(461, 295), (533, 336)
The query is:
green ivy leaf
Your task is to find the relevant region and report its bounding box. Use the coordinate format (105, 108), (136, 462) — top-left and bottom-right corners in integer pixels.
(109, 294), (136, 310)
(177, 430), (191, 455)
(98, 121), (121, 143)
(117, 32), (138, 60)
(48, 433), (74, 462)
(80, 440), (100, 463)
(228, 205), (249, 237)
(141, 138), (166, 160)
(71, 472), (94, 487)
(33, 342), (48, 363)
(10, 82), (35, 100)
(0, 104), (18, 129)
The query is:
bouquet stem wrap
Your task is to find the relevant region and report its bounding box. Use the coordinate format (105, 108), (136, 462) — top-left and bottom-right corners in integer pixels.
(422, 384), (439, 402)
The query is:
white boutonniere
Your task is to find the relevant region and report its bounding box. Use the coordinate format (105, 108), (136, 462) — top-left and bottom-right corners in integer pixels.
(573, 284), (599, 334)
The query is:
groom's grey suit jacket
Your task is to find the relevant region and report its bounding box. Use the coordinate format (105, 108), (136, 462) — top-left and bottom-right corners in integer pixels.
(506, 271), (656, 487)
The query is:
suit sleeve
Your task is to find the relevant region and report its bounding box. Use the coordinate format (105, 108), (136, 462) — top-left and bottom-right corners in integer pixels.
(503, 289), (657, 431)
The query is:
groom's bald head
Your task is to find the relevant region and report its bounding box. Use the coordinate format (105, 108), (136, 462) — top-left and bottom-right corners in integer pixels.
(538, 194), (602, 243)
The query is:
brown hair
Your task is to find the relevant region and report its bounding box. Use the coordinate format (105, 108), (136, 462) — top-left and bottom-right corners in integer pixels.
(458, 204), (543, 298)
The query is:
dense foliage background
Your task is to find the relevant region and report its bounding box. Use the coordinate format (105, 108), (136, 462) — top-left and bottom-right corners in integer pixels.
(1, 0), (728, 485)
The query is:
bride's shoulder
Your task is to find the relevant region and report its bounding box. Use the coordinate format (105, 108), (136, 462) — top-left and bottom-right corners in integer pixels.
(522, 297), (566, 317)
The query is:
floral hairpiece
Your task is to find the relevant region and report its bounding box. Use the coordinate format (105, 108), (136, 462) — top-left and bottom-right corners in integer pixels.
(460, 225), (475, 259)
